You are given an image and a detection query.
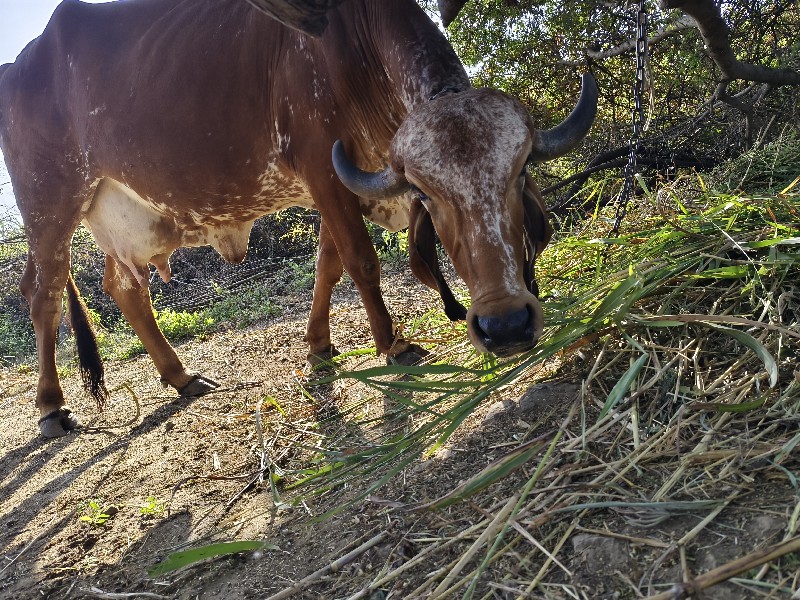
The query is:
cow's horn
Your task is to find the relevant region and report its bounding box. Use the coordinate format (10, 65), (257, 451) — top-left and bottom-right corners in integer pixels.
(332, 140), (411, 199)
(530, 73), (598, 162)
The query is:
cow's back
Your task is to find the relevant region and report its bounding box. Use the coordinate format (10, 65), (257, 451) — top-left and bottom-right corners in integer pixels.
(0, 0), (462, 229)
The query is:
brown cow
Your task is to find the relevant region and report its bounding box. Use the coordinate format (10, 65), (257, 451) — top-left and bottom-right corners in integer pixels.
(243, 0), (467, 34)
(0, 0), (596, 437)
(243, 0), (345, 36)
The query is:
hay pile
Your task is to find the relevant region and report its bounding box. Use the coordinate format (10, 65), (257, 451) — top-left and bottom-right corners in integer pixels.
(259, 181), (800, 598)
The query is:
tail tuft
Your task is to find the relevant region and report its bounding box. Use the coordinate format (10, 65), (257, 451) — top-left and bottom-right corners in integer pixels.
(66, 273), (108, 409)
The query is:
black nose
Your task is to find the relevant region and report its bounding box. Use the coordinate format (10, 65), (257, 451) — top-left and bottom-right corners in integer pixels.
(474, 306), (537, 357)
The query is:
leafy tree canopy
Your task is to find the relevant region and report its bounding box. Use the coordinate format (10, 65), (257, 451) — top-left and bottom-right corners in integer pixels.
(421, 0), (799, 195)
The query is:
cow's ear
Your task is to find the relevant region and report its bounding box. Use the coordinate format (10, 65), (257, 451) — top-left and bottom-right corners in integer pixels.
(522, 179), (553, 297)
(408, 199), (439, 291)
(408, 199), (467, 321)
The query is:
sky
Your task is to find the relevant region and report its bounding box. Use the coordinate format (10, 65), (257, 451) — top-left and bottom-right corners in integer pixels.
(0, 1), (110, 221)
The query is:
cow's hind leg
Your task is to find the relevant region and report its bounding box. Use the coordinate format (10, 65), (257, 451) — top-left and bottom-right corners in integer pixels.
(305, 220), (344, 366)
(20, 221), (82, 437)
(102, 256), (218, 396)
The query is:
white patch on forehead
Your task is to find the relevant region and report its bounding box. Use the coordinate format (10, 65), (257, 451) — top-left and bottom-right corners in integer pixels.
(393, 90), (529, 205)
(393, 89), (530, 296)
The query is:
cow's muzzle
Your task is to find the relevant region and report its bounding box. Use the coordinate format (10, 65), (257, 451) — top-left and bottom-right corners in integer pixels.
(472, 305), (538, 357)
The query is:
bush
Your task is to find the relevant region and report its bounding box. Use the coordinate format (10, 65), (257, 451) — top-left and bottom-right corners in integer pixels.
(109, 308), (214, 360)
(710, 130), (800, 194)
(207, 282), (281, 329)
(0, 310), (35, 365)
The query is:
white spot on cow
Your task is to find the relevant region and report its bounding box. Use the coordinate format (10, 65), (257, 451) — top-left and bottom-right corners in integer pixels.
(392, 89), (532, 297)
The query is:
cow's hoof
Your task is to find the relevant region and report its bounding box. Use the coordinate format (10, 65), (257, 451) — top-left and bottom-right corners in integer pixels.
(38, 407), (80, 438)
(387, 344), (430, 366)
(177, 375), (220, 397)
(307, 345), (340, 369)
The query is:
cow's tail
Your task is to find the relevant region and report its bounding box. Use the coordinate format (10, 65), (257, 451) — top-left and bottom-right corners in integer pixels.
(66, 273), (108, 409)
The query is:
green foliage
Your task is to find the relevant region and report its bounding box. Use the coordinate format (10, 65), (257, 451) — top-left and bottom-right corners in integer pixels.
(0, 310), (34, 365)
(432, 0), (800, 193)
(365, 221), (409, 260)
(155, 308), (214, 340)
(138, 496), (166, 518)
(710, 130), (800, 193)
(285, 258), (315, 291)
(206, 281), (281, 329)
(111, 308), (214, 359)
(77, 498), (117, 527)
(257, 207), (319, 257)
(0, 225), (27, 262)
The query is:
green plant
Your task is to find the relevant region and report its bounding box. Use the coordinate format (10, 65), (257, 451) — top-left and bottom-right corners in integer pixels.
(148, 541), (275, 577)
(78, 499), (117, 526)
(112, 308), (214, 359)
(155, 307), (214, 340)
(207, 282), (281, 329)
(287, 259), (315, 291)
(138, 496), (166, 518)
(0, 310), (35, 363)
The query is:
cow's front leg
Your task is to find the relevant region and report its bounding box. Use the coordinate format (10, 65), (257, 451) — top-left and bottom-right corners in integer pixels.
(314, 192), (425, 363)
(305, 220), (343, 366)
(102, 256), (218, 396)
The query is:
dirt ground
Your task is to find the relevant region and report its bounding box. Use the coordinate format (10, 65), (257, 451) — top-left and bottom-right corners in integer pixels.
(1, 264), (798, 599)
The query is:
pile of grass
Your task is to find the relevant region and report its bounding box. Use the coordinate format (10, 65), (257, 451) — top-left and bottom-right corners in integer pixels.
(710, 130), (800, 195)
(254, 175), (800, 597)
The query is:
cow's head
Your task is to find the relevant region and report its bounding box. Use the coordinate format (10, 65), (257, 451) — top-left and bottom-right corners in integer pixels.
(333, 74), (597, 357)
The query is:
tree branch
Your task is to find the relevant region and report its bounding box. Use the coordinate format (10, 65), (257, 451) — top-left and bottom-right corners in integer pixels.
(585, 15), (696, 61)
(660, 0), (800, 85)
(439, 0), (469, 27)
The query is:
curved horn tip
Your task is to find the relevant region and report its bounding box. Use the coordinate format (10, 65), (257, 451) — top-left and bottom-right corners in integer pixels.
(331, 140), (410, 200)
(530, 73), (599, 163)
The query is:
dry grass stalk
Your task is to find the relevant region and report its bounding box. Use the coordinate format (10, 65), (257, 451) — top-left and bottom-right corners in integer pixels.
(643, 536), (800, 600)
(264, 530), (388, 600)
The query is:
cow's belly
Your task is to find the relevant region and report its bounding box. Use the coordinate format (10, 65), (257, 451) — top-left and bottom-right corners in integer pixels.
(82, 178), (267, 287)
(82, 177), (411, 288)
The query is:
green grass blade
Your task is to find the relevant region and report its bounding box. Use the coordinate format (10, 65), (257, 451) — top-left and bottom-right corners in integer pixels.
(705, 323), (778, 387)
(148, 541), (273, 577)
(415, 435), (553, 511)
(598, 353), (649, 421)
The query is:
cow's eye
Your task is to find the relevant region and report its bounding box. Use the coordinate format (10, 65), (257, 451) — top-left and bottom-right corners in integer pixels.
(411, 185), (429, 202)
(520, 156), (533, 178)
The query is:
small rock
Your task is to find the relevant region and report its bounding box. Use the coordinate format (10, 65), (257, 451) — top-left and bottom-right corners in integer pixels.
(744, 514), (785, 543)
(481, 399), (516, 423)
(519, 382), (580, 413)
(572, 534), (632, 572)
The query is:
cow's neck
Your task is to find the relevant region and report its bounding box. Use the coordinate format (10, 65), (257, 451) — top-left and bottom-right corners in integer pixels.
(332, 0), (469, 166)
(373, 2), (470, 111)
